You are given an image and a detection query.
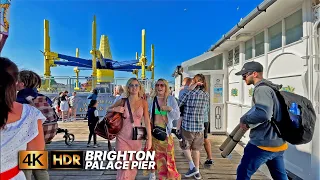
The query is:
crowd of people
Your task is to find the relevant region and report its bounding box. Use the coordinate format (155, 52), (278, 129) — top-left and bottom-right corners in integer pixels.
(0, 56), (289, 180)
(52, 91), (78, 122)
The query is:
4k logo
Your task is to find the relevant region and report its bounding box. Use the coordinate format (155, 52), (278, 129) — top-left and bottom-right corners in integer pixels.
(19, 151), (48, 169)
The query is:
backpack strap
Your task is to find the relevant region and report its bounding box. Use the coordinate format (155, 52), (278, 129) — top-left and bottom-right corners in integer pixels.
(252, 82), (283, 137)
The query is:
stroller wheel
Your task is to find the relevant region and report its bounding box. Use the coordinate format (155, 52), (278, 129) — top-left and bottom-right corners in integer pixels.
(65, 133), (75, 146)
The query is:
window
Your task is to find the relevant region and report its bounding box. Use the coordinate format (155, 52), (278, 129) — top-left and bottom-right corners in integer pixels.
(255, 32), (264, 56)
(234, 46), (239, 64)
(245, 39), (253, 60)
(269, 21), (282, 51)
(228, 50), (233, 67)
(285, 9), (303, 45)
(188, 54), (223, 71)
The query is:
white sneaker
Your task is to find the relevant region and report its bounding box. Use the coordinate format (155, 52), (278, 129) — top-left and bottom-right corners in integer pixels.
(87, 144), (91, 147)
(149, 173), (156, 180)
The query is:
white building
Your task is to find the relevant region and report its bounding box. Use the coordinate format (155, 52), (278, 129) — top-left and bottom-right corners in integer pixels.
(173, 0), (320, 179)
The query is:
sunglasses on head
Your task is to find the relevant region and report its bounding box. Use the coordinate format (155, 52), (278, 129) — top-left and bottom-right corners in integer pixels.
(156, 84), (165, 87)
(129, 84), (139, 88)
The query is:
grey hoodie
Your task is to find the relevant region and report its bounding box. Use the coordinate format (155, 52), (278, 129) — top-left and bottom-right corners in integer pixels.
(240, 79), (286, 147)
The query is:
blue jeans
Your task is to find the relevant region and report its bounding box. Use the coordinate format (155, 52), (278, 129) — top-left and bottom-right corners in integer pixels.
(237, 143), (288, 180)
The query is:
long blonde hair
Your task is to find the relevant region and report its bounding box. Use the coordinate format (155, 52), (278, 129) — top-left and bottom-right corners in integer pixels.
(151, 79), (170, 101)
(124, 78), (144, 98)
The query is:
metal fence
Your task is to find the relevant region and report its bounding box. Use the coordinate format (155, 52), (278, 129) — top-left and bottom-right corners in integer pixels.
(39, 76), (155, 117)
(40, 76), (154, 94)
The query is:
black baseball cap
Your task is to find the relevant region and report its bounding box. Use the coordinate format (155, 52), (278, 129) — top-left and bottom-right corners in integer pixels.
(235, 61), (263, 76)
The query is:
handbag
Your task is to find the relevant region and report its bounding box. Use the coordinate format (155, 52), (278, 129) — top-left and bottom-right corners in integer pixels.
(151, 97), (168, 141)
(95, 98), (126, 151)
(126, 98), (147, 140)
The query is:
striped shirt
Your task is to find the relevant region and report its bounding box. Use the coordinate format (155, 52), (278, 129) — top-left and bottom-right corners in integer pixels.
(179, 88), (209, 132)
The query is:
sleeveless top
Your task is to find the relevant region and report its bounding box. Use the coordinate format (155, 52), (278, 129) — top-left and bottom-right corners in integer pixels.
(0, 104), (46, 179)
(116, 101), (144, 151)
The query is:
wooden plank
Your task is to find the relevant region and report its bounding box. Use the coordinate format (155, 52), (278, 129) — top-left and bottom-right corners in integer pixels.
(42, 121), (270, 180)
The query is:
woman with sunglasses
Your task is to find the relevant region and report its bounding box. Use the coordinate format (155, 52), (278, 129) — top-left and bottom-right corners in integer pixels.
(107, 78), (152, 180)
(147, 79), (181, 180)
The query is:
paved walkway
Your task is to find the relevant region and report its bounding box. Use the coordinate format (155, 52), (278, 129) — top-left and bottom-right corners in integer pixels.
(44, 121), (270, 180)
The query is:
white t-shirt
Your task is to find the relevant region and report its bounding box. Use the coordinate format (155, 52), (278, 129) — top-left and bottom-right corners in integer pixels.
(94, 110), (99, 117)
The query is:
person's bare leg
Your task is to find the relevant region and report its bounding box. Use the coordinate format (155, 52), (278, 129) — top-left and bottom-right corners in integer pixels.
(204, 138), (213, 160)
(177, 118), (182, 131)
(73, 107), (77, 120)
(192, 150), (200, 169)
(183, 149), (193, 162)
(62, 112), (65, 122)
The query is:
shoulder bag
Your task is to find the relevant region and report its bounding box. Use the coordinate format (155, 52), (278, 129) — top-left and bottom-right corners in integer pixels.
(151, 97), (167, 141)
(95, 98), (126, 151)
(126, 98), (147, 140)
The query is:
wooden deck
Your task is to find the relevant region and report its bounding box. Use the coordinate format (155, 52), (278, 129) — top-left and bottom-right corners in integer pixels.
(44, 121), (270, 180)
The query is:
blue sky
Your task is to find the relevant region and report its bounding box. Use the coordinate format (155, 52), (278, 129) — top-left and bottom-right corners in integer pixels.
(2, 0), (261, 84)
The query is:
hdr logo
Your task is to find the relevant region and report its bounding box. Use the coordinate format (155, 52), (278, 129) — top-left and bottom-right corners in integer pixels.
(50, 151), (84, 169)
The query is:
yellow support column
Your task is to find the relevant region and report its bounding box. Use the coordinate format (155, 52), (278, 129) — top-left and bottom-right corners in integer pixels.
(140, 29), (146, 80)
(151, 44), (155, 80)
(91, 15), (97, 90)
(132, 52), (139, 78)
(74, 48), (80, 90)
(44, 20), (51, 90)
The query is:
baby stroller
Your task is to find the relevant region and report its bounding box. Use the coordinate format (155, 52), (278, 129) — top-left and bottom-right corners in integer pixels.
(46, 127), (75, 146)
(39, 96), (75, 146)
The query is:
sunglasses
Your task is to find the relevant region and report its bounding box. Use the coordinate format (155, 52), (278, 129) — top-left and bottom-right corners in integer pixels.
(129, 84), (139, 88)
(242, 72), (253, 79)
(156, 84), (165, 87)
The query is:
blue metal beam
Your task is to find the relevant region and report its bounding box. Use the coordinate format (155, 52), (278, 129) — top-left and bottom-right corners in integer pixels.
(54, 61), (91, 68)
(113, 65), (142, 70)
(115, 69), (136, 72)
(110, 60), (139, 66)
(78, 68), (92, 70)
(58, 54), (92, 66)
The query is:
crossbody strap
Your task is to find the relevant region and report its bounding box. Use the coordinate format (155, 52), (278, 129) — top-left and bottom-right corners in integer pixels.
(126, 98), (135, 126)
(152, 97), (156, 129)
(152, 97), (167, 129)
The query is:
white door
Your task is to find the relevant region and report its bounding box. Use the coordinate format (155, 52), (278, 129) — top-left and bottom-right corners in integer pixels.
(210, 74), (225, 133)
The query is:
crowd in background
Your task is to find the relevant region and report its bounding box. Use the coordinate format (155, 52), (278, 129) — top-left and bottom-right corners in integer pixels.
(0, 56), (212, 180)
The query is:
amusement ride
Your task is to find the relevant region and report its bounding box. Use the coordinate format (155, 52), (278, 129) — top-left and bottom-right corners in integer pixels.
(0, 1), (155, 92)
(42, 15), (155, 91)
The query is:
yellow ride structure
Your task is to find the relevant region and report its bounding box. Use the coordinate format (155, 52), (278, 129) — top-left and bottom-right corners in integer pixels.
(42, 15), (155, 91)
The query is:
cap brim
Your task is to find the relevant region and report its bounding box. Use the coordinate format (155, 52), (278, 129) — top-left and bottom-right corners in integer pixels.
(235, 70), (247, 76)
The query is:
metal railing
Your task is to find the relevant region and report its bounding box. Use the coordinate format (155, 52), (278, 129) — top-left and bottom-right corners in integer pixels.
(39, 76), (155, 117)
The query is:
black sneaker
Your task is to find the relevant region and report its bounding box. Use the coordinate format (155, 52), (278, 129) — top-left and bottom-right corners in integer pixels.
(204, 159), (213, 165)
(172, 129), (183, 141)
(184, 167), (199, 177)
(194, 173), (202, 179)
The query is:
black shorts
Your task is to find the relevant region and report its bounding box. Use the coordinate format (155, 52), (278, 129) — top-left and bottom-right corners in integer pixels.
(204, 122), (209, 139)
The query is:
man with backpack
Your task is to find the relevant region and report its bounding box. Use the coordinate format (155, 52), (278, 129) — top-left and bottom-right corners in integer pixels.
(235, 62), (289, 180)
